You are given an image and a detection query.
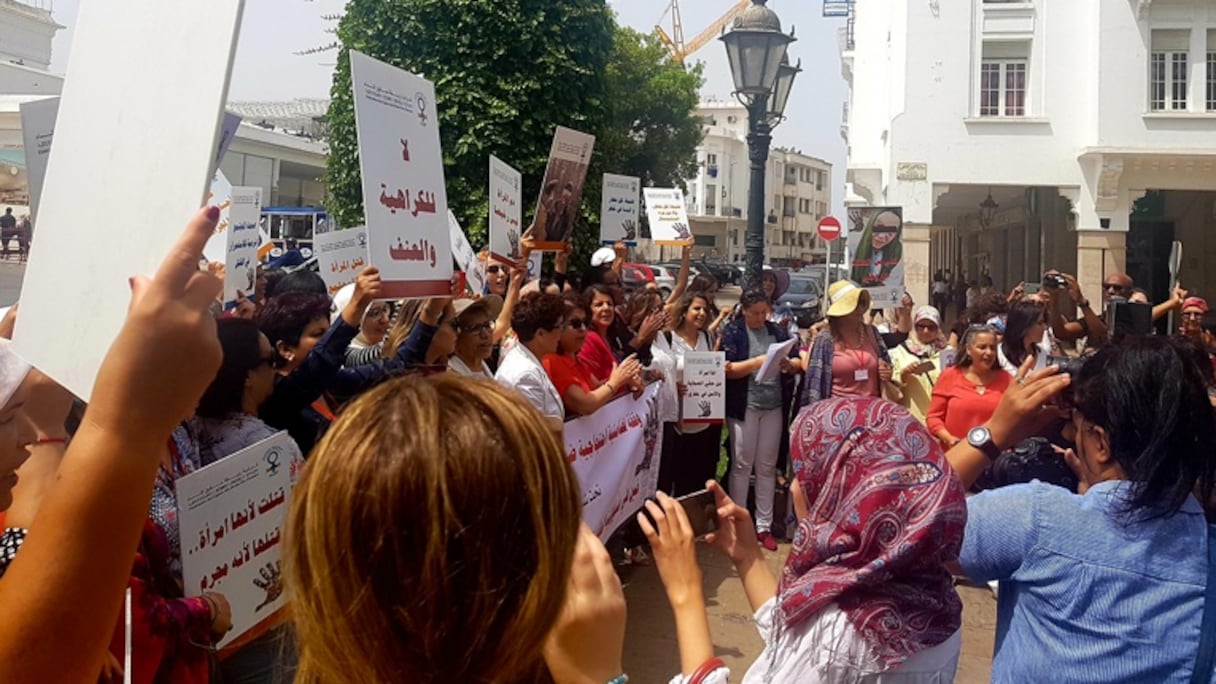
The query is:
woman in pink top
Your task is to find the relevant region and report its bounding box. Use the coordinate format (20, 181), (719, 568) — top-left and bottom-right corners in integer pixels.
(926, 324), (1012, 449)
(799, 280), (895, 408)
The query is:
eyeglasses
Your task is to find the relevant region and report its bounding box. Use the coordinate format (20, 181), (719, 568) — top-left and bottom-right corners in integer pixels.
(914, 322), (939, 331)
(1182, 312), (1205, 320)
(1102, 283), (1129, 292)
(460, 322), (494, 335)
(565, 318), (588, 330)
(486, 265), (503, 275)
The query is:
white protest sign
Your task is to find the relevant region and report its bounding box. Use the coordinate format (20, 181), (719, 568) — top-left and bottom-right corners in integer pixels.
(489, 155), (523, 265)
(350, 50), (453, 299)
(13, 0), (244, 401)
(447, 211), (486, 296)
(564, 383), (664, 542)
(314, 227), (369, 297)
(532, 127), (595, 251)
(18, 97), (59, 222)
(224, 187), (262, 305)
(214, 112), (242, 172)
(644, 187), (693, 246)
(177, 432), (304, 650)
(600, 174), (640, 246)
(755, 337), (798, 383)
(681, 352), (725, 424)
(202, 170), (234, 264)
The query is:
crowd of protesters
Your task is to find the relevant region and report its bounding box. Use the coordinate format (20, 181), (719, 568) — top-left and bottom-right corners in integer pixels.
(0, 197), (1213, 684)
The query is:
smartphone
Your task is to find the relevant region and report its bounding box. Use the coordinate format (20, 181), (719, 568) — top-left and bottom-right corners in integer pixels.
(915, 360), (936, 374)
(1023, 282), (1042, 294)
(676, 489), (719, 537)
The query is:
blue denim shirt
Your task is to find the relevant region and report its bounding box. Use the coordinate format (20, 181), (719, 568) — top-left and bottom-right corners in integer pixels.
(960, 480), (1210, 683)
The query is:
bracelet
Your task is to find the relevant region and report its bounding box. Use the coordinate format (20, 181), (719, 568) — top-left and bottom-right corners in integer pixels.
(607, 676), (629, 684)
(605, 381), (616, 393)
(32, 437), (67, 446)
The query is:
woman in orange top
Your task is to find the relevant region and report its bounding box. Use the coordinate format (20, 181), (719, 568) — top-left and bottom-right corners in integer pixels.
(927, 325), (1012, 449)
(543, 295), (641, 417)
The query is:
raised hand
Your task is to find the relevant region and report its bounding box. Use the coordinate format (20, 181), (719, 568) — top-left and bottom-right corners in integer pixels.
(543, 524), (626, 684)
(637, 492), (703, 607)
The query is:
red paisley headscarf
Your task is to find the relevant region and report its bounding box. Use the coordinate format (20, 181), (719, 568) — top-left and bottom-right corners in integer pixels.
(780, 397), (966, 669)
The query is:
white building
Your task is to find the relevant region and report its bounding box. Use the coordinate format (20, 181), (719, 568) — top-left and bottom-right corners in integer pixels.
(679, 101), (833, 266)
(841, 0), (1216, 308)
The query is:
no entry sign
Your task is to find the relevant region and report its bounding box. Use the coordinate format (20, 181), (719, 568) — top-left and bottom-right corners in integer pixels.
(818, 216), (842, 242)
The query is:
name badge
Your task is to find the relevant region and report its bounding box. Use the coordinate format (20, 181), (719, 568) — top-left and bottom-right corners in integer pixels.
(854, 369), (870, 382)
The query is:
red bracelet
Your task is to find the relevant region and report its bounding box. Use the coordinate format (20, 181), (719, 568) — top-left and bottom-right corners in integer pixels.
(32, 437), (67, 446)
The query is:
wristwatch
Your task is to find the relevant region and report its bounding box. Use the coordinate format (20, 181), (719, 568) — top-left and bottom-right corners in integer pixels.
(966, 426), (1002, 461)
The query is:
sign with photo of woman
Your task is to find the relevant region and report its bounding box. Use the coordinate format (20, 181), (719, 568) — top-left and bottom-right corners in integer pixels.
(847, 206), (904, 308)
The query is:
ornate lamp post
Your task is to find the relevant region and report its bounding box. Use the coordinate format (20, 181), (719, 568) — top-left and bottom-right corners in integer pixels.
(720, 0), (799, 289)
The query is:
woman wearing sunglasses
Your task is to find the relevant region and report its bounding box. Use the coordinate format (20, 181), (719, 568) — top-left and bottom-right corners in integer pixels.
(888, 306), (947, 423)
(927, 324), (1011, 450)
(543, 294), (641, 418)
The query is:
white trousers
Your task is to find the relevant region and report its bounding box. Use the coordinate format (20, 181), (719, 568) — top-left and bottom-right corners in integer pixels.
(728, 407), (783, 532)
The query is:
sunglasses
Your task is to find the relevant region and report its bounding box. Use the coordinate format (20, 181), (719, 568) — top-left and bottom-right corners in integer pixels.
(460, 321), (494, 335)
(915, 322), (939, 330)
(1102, 283), (1129, 292)
(565, 318), (588, 330)
(486, 265), (504, 275)
(1182, 312), (1205, 319)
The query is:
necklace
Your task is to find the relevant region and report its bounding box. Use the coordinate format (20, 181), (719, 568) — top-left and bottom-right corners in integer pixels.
(966, 368), (994, 395)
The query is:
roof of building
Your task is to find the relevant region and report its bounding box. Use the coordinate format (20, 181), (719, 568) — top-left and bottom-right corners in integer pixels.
(0, 0), (63, 28)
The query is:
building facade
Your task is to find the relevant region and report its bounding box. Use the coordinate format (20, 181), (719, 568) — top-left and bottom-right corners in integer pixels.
(841, 0), (1216, 309)
(681, 101), (833, 267)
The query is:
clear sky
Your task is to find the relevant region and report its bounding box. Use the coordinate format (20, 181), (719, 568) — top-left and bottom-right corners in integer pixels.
(47, 0), (847, 214)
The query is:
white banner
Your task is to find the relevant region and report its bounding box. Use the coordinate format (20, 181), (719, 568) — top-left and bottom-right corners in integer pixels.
(644, 187), (693, 246)
(18, 97), (59, 222)
(681, 352), (725, 424)
(531, 127), (595, 251)
(447, 210), (486, 296)
(13, 0), (244, 401)
(315, 227), (370, 297)
(223, 187), (262, 305)
(489, 155), (523, 264)
(600, 173), (640, 246)
(564, 383), (664, 542)
(177, 432), (303, 650)
(350, 50), (453, 299)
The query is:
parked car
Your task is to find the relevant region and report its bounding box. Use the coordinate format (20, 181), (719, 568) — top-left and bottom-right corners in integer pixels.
(693, 259), (739, 285)
(629, 264), (677, 299)
(620, 265), (653, 292)
(777, 274), (824, 329)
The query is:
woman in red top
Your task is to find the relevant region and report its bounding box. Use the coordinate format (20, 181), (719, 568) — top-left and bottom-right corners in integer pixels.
(544, 295), (641, 417)
(927, 325), (1011, 449)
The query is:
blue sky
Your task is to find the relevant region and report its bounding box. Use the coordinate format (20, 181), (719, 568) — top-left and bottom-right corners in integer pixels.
(48, 0), (847, 214)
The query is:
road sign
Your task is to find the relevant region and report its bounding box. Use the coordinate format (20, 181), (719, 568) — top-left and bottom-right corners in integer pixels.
(818, 216), (842, 242)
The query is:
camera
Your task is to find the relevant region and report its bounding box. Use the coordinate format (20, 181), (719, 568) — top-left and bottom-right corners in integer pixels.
(1043, 274), (1068, 289)
(1045, 355), (1085, 380)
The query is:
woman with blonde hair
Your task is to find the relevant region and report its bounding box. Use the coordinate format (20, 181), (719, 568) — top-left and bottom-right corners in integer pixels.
(286, 375), (629, 683)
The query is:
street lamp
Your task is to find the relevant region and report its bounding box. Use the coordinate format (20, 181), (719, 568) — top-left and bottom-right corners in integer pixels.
(721, 0), (797, 290)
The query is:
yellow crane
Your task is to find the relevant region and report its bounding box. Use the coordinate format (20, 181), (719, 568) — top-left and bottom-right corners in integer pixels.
(655, 0), (751, 65)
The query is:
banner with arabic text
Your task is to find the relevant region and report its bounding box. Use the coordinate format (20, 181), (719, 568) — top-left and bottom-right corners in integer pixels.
(564, 383), (663, 542)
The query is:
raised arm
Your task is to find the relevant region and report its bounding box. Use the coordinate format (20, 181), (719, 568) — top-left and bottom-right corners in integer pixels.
(666, 243), (694, 306)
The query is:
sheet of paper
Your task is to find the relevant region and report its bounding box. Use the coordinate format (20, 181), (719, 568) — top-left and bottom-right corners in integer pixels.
(488, 155), (523, 264)
(224, 187), (262, 304)
(177, 432), (302, 650)
(350, 50), (454, 299)
(214, 112), (242, 172)
(447, 211), (486, 296)
(314, 227), (369, 297)
(755, 337), (798, 383)
(600, 173), (640, 246)
(13, 0), (245, 401)
(531, 126), (595, 251)
(681, 352), (725, 424)
(18, 97), (59, 222)
(644, 187), (693, 246)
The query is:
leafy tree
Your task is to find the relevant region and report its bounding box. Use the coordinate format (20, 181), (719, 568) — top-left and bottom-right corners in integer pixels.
(325, 1), (703, 280)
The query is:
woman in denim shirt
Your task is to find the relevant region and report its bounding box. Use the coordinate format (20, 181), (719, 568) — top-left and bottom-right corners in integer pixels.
(953, 337), (1216, 683)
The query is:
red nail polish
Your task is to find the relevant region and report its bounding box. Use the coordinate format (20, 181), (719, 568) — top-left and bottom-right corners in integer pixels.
(206, 206), (220, 221)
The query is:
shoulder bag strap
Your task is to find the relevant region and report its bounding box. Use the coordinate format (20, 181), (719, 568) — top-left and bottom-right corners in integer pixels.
(688, 657), (727, 684)
(1190, 525), (1216, 684)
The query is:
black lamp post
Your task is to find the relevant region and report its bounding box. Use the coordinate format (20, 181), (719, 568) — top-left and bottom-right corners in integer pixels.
(720, 0), (798, 290)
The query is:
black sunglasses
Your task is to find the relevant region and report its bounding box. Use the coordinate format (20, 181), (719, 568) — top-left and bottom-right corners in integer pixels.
(565, 318), (587, 330)
(486, 265), (504, 275)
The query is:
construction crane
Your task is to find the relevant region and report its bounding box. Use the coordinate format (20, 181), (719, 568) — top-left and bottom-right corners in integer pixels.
(655, 0), (751, 65)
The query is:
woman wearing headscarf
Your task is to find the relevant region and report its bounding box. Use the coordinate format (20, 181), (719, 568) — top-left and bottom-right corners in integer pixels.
(849, 210), (902, 287)
(888, 305), (947, 423)
(641, 398), (967, 683)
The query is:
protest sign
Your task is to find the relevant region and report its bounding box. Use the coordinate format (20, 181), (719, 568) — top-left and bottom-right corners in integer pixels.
(315, 227), (369, 297)
(681, 352), (725, 424)
(14, 0), (244, 401)
(177, 432), (304, 651)
(755, 337), (798, 383)
(18, 97), (58, 222)
(531, 127), (595, 251)
(643, 188), (693, 246)
(847, 206), (905, 309)
(489, 155), (523, 265)
(564, 383), (663, 542)
(600, 173), (640, 246)
(224, 187), (262, 305)
(350, 50), (453, 298)
(447, 211), (486, 296)
(202, 170), (234, 264)
(214, 112), (242, 173)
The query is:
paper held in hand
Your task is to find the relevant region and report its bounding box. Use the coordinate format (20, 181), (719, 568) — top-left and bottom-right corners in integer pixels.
(223, 187), (263, 305)
(176, 431), (303, 652)
(643, 187), (694, 246)
(314, 227), (369, 297)
(18, 96), (58, 222)
(447, 210), (487, 296)
(13, 0), (245, 401)
(531, 126), (595, 251)
(681, 352), (725, 424)
(755, 337), (798, 383)
(600, 173), (640, 246)
(350, 50), (454, 298)
(488, 155), (523, 265)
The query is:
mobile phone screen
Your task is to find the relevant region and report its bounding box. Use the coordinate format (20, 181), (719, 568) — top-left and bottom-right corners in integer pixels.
(676, 489), (718, 537)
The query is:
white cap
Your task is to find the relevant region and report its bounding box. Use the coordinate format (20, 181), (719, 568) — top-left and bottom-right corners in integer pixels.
(591, 247), (616, 268)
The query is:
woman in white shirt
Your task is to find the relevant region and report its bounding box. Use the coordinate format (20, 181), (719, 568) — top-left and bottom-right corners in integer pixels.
(448, 296), (503, 378)
(997, 300), (1050, 374)
(641, 397), (966, 684)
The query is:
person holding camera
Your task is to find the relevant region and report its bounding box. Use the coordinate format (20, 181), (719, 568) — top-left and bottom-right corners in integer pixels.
(946, 337), (1216, 683)
(1042, 271), (1107, 347)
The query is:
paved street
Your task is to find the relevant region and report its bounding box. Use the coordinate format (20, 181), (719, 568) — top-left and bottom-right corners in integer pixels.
(621, 543), (995, 682)
(0, 261), (25, 306)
